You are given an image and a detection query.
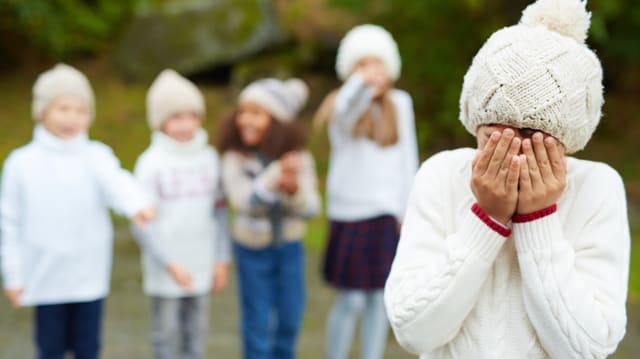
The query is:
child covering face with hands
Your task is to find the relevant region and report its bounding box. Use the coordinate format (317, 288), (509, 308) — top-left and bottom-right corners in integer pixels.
(472, 126), (567, 226)
(384, 1), (630, 358)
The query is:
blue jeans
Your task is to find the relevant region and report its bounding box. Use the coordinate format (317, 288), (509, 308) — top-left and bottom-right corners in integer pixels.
(150, 295), (209, 359)
(34, 298), (103, 359)
(325, 290), (388, 359)
(234, 241), (306, 359)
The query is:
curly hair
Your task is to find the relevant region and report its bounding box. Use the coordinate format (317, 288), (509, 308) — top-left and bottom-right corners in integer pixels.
(215, 109), (308, 160)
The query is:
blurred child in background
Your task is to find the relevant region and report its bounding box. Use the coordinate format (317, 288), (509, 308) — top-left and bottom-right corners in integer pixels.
(0, 63), (154, 359)
(314, 24), (419, 359)
(132, 69), (231, 359)
(216, 78), (320, 359)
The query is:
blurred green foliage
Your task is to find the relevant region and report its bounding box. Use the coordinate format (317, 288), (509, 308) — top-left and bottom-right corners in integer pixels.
(0, 0), (136, 60)
(0, 0), (638, 153)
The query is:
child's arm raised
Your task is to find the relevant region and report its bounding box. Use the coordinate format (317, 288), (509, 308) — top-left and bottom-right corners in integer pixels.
(280, 151), (321, 219)
(221, 151), (279, 216)
(330, 74), (376, 138)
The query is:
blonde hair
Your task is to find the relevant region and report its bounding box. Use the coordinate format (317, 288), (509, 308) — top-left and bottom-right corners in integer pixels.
(313, 89), (398, 147)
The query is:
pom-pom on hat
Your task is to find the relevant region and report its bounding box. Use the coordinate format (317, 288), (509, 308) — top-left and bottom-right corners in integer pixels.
(336, 24), (401, 82)
(146, 69), (206, 130)
(459, 0), (603, 154)
(238, 78), (308, 122)
(32, 63), (95, 121)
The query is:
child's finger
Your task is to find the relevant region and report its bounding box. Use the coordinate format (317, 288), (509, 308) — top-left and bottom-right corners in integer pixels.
(487, 128), (515, 177)
(532, 132), (553, 182)
(545, 136), (566, 179)
(518, 154), (533, 194)
(474, 131), (501, 174)
(505, 155), (520, 194)
(497, 137), (521, 181)
(522, 138), (542, 189)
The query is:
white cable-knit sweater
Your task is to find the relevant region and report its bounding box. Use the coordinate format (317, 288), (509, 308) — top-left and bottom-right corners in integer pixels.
(385, 148), (629, 359)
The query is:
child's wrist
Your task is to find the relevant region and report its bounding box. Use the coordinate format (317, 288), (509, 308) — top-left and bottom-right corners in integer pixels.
(512, 204), (557, 223)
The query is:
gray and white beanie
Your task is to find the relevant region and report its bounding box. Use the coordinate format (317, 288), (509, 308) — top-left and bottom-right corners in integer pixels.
(238, 78), (309, 122)
(459, 0), (603, 154)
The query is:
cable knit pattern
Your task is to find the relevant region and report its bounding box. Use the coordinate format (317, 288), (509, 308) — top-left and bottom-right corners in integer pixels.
(384, 149), (629, 358)
(388, 250), (466, 327)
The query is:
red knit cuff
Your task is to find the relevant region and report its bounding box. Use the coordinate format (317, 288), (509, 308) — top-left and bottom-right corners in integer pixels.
(215, 198), (228, 208)
(512, 204), (557, 223)
(471, 203), (512, 237)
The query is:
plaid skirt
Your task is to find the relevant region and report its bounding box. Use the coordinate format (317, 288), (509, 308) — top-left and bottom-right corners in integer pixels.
(322, 215), (399, 290)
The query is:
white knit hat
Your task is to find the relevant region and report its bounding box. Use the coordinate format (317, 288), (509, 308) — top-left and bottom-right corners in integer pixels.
(336, 24), (401, 82)
(238, 78), (308, 122)
(459, 0), (603, 154)
(146, 69), (205, 130)
(32, 63), (95, 120)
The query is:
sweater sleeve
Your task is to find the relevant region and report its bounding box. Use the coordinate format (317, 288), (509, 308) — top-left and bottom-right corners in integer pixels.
(128, 154), (172, 266)
(281, 151), (321, 219)
(213, 155), (232, 263)
(329, 74), (375, 144)
(396, 90), (419, 222)
(130, 223), (170, 266)
(512, 165), (629, 359)
(93, 144), (149, 217)
(384, 152), (508, 355)
(0, 154), (25, 289)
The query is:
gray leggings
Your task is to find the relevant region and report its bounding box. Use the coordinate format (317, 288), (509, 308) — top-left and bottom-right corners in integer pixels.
(150, 294), (209, 359)
(325, 289), (389, 359)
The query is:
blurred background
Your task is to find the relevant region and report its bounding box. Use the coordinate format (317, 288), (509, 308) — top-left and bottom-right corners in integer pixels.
(0, 0), (638, 357)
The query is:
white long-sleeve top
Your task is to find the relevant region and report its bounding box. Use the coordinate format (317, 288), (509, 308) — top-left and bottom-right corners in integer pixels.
(133, 130), (231, 297)
(0, 125), (148, 306)
(385, 148), (629, 359)
(326, 74), (419, 222)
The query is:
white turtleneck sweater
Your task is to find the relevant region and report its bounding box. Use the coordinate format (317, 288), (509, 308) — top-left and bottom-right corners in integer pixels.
(326, 74), (419, 222)
(0, 125), (148, 306)
(385, 148), (629, 359)
(133, 130), (230, 297)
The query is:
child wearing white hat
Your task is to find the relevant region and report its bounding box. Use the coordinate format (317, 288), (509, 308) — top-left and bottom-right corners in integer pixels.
(384, 0), (629, 358)
(132, 69), (231, 359)
(314, 24), (419, 359)
(216, 77), (320, 358)
(0, 63), (154, 358)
